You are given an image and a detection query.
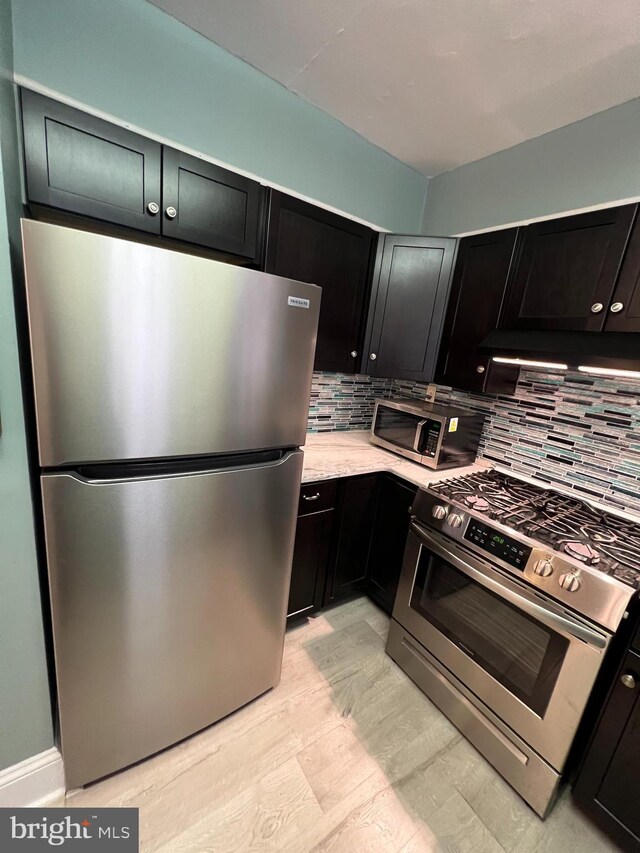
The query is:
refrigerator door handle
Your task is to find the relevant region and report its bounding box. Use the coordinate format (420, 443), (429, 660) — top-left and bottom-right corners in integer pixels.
(65, 449), (302, 485)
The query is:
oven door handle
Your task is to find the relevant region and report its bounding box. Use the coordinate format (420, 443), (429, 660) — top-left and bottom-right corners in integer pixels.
(411, 522), (608, 650)
(413, 419), (428, 453)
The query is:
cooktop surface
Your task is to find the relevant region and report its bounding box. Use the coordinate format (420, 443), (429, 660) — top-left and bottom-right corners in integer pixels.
(429, 469), (640, 589)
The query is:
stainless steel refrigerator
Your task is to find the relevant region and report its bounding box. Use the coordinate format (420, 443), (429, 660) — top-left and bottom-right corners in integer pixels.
(21, 219), (321, 789)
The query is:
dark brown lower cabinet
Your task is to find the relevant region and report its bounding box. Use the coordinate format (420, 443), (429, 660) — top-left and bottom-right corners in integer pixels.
(287, 509), (335, 625)
(366, 476), (417, 614)
(574, 634), (640, 852)
(288, 473), (419, 624)
(326, 475), (378, 603)
(287, 480), (338, 625)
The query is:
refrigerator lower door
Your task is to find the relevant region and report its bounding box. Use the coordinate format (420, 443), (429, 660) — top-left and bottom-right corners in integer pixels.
(42, 451), (302, 788)
(22, 219), (320, 467)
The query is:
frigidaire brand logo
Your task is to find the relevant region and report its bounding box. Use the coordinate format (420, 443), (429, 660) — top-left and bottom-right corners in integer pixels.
(287, 295), (310, 309)
(0, 808), (138, 850)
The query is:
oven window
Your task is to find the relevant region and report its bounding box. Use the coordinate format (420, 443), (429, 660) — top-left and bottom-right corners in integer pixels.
(410, 548), (569, 717)
(374, 407), (424, 452)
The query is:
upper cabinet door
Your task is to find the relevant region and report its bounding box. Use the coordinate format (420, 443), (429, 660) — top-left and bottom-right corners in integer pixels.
(161, 148), (264, 261)
(365, 234), (456, 382)
(264, 192), (376, 374)
(436, 228), (520, 395)
(605, 210), (640, 332)
(21, 89), (162, 234)
(500, 205), (637, 332)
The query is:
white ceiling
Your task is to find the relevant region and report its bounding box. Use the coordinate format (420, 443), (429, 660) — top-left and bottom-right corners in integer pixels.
(148, 0), (640, 177)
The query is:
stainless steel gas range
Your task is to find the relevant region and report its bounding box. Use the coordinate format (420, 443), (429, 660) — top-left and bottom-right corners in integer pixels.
(386, 468), (639, 818)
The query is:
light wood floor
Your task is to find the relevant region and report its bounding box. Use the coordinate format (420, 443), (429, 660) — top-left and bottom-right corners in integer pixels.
(67, 597), (621, 852)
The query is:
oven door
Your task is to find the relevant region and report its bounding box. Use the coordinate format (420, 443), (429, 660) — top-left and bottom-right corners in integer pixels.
(392, 523), (610, 770)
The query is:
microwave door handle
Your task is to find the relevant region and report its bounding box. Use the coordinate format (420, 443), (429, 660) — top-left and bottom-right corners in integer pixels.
(413, 420), (428, 453)
(411, 522), (607, 650)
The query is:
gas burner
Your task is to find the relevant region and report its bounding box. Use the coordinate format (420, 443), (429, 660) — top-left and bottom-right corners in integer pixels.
(465, 495), (489, 512)
(562, 541), (600, 564)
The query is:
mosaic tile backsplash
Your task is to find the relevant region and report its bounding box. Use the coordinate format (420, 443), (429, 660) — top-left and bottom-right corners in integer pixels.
(308, 372), (389, 431)
(307, 370), (640, 514)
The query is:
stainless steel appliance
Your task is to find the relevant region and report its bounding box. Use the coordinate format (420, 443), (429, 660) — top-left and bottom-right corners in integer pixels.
(387, 469), (639, 817)
(370, 398), (484, 470)
(21, 219), (321, 789)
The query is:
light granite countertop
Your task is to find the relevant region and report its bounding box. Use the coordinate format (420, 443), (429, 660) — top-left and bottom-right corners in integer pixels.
(301, 430), (489, 489)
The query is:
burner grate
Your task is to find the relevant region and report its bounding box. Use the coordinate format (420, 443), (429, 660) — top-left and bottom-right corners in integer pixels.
(430, 470), (640, 588)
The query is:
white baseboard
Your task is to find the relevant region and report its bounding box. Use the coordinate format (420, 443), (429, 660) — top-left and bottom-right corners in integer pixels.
(0, 748), (65, 807)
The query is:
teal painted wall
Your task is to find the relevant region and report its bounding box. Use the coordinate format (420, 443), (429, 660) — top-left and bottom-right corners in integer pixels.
(0, 0), (54, 771)
(422, 98), (640, 236)
(11, 0), (427, 232)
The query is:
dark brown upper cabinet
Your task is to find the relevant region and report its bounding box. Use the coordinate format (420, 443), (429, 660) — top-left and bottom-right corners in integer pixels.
(162, 148), (264, 261)
(436, 228), (520, 395)
(604, 210), (640, 332)
(21, 88), (162, 235)
(21, 89), (264, 261)
(363, 234), (456, 382)
(264, 191), (376, 373)
(500, 205), (637, 333)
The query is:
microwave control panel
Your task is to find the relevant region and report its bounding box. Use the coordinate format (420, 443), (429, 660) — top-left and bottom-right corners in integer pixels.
(422, 419), (442, 458)
(464, 519), (532, 569)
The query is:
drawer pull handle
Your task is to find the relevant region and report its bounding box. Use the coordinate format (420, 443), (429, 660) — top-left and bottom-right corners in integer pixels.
(303, 493), (320, 501)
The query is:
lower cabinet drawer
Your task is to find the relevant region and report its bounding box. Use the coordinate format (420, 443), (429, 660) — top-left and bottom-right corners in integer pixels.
(298, 480), (337, 515)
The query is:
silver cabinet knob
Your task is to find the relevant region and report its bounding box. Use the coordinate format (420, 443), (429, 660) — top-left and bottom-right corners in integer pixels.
(476, 365), (486, 374)
(147, 202), (159, 215)
(432, 504), (447, 520)
(165, 206), (177, 219)
(447, 513), (463, 529)
(533, 559), (554, 577)
(590, 303), (604, 313)
(369, 353), (377, 361)
(610, 302), (624, 313)
(559, 572), (581, 592)
(350, 351), (358, 358)
(621, 673), (637, 689)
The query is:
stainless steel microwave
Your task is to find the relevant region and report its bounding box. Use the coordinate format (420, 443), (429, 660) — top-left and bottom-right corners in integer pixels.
(370, 398), (485, 470)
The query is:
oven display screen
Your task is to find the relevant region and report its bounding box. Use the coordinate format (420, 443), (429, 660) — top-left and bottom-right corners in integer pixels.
(464, 520), (531, 569)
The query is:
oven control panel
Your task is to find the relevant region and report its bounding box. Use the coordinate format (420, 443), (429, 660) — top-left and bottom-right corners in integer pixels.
(464, 519), (532, 569)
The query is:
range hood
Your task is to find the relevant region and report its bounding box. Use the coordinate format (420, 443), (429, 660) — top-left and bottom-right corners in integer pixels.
(480, 330), (640, 374)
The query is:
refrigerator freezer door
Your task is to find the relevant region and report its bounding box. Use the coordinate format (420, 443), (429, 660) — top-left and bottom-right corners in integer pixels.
(42, 450), (302, 788)
(22, 220), (320, 466)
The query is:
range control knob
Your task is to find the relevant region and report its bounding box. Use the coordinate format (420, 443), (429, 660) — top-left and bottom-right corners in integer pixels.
(432, 504), (448, 520)
(559, 572), (582, 592)
(533, 559), (554, 577)
(447, 513), (463, 529)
